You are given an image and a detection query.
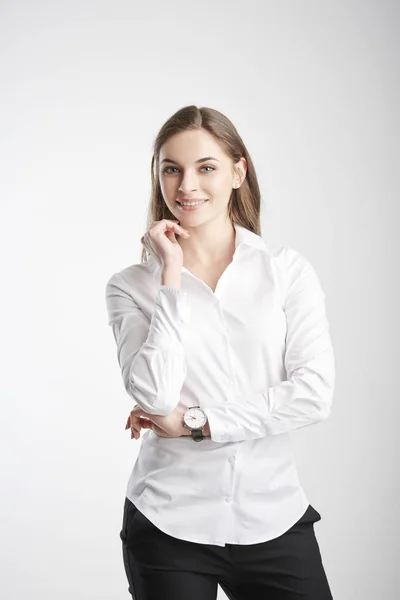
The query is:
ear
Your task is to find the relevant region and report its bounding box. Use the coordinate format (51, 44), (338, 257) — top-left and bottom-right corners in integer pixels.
(234, 157), (247, 188)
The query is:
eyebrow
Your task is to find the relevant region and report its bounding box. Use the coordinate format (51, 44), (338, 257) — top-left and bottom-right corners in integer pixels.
(159, 156), (220, 166)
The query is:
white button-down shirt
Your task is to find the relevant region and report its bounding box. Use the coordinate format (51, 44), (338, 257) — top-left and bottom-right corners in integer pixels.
(105, 223), (335, 546)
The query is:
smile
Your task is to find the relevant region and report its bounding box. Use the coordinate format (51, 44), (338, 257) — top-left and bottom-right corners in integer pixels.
(176, 200), (209, 211)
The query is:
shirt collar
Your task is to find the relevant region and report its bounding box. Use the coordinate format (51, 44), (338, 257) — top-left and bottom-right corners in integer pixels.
(147, 222), (268, 276)
(233, 223), (268, 251)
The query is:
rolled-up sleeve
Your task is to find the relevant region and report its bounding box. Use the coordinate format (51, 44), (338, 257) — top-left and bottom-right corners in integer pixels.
(203, 248), (335, 442)
(105, 273), (189, 415)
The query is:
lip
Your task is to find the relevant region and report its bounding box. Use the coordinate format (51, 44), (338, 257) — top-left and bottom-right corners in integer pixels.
(176, 199), (209, 212)
(177, 199), (208, 203)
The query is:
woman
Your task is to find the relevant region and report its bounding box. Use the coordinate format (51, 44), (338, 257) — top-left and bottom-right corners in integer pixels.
(105, 105), (335, 599)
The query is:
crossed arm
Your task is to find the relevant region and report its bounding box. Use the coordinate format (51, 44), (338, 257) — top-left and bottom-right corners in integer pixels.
(106, 248), (335, 444)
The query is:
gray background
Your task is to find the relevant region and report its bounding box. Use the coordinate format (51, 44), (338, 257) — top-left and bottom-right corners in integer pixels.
(1, 1), (398, 598)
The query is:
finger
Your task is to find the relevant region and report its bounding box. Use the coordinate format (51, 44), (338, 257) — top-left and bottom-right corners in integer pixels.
(131, 418), (149, 439)
(133, 408), (153, 421)
(165, 222), (190, 235)
(151, 221), (189, 236)
(130, 423), (141, 439)
(131, 415), (149, 431)
(128, 417), (141, 433)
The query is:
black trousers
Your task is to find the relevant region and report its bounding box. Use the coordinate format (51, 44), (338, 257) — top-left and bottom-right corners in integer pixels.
(120, 497), (334, 600)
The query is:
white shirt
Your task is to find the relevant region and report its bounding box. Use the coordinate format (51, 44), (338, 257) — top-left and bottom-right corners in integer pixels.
(105, 223), (335, 546)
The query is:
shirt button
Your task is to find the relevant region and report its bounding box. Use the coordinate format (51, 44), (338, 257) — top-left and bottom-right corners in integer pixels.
(228, 456), (235, 464)
(225, 496), (232, 503)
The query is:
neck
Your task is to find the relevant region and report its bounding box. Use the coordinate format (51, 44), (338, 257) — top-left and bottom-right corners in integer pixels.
(178, 217), (236, 265)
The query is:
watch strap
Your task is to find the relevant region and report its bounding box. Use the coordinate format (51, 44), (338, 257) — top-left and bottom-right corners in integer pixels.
(191, 428), (204, 442)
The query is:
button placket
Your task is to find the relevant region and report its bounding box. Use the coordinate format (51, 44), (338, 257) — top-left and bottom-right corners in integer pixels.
(218, 321), (236, 390)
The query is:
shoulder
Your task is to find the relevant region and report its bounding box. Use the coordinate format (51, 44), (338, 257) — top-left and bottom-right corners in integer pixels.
(251, 240), (311, 273)
(282, 246), (326, 301)
(106, 258), (156, 289)
(253, 241), (323, 294)
(259, 242), (316, 268)
(242, 238), (318, 283)
(283, 245), (317, 271)
(254, 240), (326, 302)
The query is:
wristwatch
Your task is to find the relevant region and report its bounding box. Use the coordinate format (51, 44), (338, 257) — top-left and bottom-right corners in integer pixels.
(183, 406), (208, 442)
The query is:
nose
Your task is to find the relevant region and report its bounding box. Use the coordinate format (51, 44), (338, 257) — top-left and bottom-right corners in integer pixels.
(178, 170), (199, 194)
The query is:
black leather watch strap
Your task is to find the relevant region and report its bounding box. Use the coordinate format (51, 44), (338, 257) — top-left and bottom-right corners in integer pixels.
(191, 428), (204, 442)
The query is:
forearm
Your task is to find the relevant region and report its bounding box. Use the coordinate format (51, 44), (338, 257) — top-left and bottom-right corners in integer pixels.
(106, 271), (189, 416)
(161, 262), (182, 289)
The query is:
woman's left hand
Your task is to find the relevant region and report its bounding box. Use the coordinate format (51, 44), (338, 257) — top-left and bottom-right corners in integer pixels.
(125, 405), (189, 439)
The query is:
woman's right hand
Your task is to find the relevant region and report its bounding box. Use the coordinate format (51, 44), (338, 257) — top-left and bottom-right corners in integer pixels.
(141, 219), (190, 267)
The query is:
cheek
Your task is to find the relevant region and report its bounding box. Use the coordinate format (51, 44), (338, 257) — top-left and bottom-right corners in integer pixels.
(207, 173), (232, 195)
(159, 177), (169, 192)
(159, 178), (176, 202)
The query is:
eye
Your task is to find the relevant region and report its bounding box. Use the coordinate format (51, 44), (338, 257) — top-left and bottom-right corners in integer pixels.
(162, 165), (215, 174)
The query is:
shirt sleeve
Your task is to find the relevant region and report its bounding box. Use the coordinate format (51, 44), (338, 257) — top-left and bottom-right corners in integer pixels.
(203, 248), (335, 443)
(105, 272), (189, 415)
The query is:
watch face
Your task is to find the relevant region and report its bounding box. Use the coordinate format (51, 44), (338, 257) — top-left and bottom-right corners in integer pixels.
(184, 407), (206, 429)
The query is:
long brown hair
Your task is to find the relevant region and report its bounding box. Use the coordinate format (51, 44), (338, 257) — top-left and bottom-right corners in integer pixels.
(141, 105), (263, 263)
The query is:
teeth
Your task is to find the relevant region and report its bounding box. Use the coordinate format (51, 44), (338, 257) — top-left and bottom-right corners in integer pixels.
(179, 200), (206, 206)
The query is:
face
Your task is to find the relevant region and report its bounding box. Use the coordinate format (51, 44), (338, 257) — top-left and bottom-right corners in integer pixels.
(158, 128), (246, 225)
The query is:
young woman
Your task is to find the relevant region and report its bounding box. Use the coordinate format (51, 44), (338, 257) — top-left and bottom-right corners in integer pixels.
(105, 105), (335, 599)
